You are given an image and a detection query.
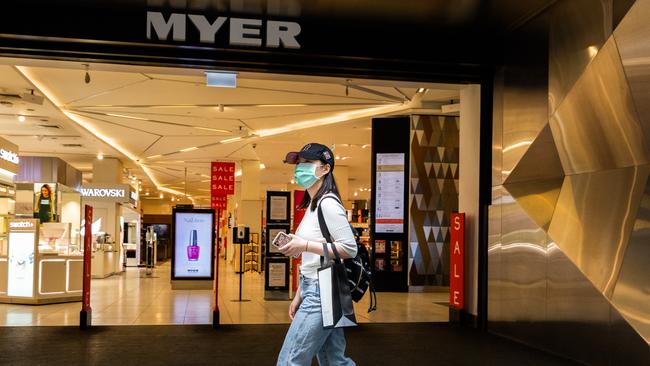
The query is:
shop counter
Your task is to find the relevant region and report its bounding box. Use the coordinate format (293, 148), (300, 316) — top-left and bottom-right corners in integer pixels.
(0, 252), (83, 304)
(91, 248), (118, 278)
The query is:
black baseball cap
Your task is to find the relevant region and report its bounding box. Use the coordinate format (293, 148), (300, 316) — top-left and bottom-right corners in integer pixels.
(284, 143), (335, 169)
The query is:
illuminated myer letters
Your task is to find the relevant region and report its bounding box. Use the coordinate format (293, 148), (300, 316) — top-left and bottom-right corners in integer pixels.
(146, 11), (301, 49)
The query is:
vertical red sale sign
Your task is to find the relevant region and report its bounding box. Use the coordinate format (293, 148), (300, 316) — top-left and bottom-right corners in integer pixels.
(449, 212), (465, 309)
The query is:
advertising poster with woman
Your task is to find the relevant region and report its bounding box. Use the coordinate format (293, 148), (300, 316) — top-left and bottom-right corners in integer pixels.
(33, 183), (57, 223)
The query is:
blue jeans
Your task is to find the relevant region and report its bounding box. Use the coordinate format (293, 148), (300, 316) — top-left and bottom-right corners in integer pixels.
(277, 276), (355, 366)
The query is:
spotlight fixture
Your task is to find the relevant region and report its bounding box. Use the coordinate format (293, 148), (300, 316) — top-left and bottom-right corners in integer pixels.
(145, 192), (150, 196)
(354, 192), (358, 197)
(18, 115), (26, 122)
(218, 104), (225, 112)
(97, 153), (103, 160)
(159, 193), (164, 199)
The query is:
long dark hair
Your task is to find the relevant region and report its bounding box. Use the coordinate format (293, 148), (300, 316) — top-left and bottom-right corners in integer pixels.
(39, 184), (52, 202)
(298, 161), (341, 211)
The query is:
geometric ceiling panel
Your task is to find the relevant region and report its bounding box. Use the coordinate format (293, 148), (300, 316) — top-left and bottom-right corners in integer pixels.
(503, 177), (563, 232)
(549, 36), (648, 175)
(614, 0), (650, 162)
(504, 123), (564, 185)
(548, 165), (649, 296)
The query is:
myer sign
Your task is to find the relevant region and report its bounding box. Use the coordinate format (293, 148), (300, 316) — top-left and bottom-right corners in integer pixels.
(81, 184), (136, 205)
(146, 11), (301, 49)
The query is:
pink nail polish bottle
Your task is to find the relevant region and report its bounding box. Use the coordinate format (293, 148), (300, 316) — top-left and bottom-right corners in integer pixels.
(187, 230), (200, 261)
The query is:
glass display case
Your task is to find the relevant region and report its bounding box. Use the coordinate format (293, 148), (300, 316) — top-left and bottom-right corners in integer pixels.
(38, 222), (82, 256)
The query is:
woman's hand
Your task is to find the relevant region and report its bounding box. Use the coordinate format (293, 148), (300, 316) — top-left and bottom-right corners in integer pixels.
(279, 234), (308, 258)
(289, 292), (302, 320)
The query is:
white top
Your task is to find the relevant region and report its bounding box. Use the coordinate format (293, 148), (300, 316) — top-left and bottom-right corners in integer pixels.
(296, 193), (357, 279)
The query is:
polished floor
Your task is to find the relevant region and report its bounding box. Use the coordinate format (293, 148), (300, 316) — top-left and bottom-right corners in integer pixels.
(0, 258), (449, 326)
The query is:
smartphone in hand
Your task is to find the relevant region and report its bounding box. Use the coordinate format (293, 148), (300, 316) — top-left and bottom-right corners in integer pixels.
(272, 231), (292, 248)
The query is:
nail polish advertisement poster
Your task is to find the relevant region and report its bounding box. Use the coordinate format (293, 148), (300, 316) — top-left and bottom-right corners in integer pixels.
(173, 210), (215, 279)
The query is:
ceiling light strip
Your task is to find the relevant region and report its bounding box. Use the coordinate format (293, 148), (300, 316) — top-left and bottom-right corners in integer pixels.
(14, 66), (188, 200)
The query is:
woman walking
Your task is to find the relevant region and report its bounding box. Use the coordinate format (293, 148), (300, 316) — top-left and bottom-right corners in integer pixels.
(277, 143), (357, 366)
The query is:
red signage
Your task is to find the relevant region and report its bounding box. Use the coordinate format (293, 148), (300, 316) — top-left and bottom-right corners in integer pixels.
(82, 205), (93, 312)
(211, 162), (235, 196)
(449, 212), (465, 310)
(211, 194), (228, 210)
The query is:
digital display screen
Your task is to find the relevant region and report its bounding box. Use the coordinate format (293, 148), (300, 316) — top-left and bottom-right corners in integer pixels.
(173, 211), (214, 279)
(7, 232), (36, 297)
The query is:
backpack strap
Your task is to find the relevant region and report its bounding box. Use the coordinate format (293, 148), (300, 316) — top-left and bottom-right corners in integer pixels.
(317, 195), (343, 264)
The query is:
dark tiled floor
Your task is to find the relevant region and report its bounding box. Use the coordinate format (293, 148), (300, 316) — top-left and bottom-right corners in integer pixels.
(0, 323), (581, 366)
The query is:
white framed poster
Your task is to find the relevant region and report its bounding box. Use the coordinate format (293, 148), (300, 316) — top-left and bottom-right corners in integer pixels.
(375, 153), (405, 233)
(270, 196), (288, 221)
(268, 262), (287, 287)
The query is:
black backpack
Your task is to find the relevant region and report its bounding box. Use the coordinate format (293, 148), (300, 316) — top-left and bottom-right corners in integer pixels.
(318, 196), (377, 313)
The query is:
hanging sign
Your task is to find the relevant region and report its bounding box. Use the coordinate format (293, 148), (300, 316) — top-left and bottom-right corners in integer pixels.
(211, 162), (235, 196)
(211, 194), (228, 210)
(449, 212), (465, 310)
(0, 136), (19, 176)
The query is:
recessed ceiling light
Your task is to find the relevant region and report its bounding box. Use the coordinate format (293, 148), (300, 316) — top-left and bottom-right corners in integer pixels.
(361, 144), (371, 149)
(354, 192), (358, 197)
(220, 137), (242, 144)
(194, 126), (230, 133)
(106, 113), (150, 121)
(97, 153), (103, 160)
(260, 163), (266, 169)
(18, 115), (26, 122)
(159, 193), (164, 199)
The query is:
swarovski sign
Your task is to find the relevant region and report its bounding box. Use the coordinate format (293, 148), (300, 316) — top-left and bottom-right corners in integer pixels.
(80, 184), (136, 204)
(81, 188), (125, 198)
(146, 11), (301, 49)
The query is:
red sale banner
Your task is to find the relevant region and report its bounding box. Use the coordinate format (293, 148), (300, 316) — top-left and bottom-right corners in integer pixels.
(449, 212), (465, 310)
(211, 194), (228, 210)
(211, 162), (235, 196)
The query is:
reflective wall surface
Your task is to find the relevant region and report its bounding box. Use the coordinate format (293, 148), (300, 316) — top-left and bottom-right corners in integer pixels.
(490, 0), (650, 364)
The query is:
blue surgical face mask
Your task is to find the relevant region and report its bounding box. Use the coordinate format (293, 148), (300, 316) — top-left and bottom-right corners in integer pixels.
(294, 163), (321, 189)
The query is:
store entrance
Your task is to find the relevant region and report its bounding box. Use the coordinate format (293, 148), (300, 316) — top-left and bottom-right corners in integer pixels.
(0, 59), (480, 326)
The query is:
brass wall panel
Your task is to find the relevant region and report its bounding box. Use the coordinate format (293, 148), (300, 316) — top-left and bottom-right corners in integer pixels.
(504, 124), (564, 185)
(546, 241), (611, 365)
(499, 190), (547, 323)
(547, 165), (650, 295)
(488, 186), (503, 323)
(611, 176), (650, 343)
(614, 0), (650, 161)
(549, 0), (613, 114)
(503, 177), (563, 231)
(493, 67), (505, 187)
(550, 37), (648, 175)
(609, 305), (650, 364)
